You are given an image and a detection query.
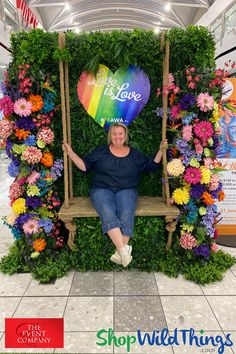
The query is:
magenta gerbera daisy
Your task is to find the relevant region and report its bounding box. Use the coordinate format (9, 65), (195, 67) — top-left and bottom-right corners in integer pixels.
(197, 93), (214, 112)
(194, 121), (214, 141)
(13, 98), (32, 117)
(184, 167), (201, 184)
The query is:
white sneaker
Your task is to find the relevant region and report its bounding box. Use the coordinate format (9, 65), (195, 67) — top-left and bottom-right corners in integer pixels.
(110, 245), (132, 265)
(119, 246), (132, 267)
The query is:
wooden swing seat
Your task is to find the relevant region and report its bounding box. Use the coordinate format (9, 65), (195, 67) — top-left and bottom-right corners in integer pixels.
(58, 32), (179, 251)
(59, 196), (179, 250)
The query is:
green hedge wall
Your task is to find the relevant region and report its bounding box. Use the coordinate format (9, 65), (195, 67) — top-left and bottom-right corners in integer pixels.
(9, 26), (216, 198)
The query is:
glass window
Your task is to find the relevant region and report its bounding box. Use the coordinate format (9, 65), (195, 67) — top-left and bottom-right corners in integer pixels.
(210, 17), (222, 42)
(225, 3), (236, 34)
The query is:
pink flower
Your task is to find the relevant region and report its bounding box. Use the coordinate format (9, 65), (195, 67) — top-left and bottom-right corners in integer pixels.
(173, 86), (180, 94)
(37, 127), (54, 145)
(168, 73), (174, 84)
(0, 96), (14, 116)
(190, 67), (196, 72)
(23, 219), (39, 235)
(195, 144), (203, 155)
(156, 88), (161, 97)
(211, 243), (218, 253)
(194, 121), (214, 141)
(0, 119), (14, 139)
(180, 233), (197, 249)
(185, 69), (190, 75)
(9, 181), (24, 203)
(27, 170), (40, 185)
(21, 146), (43, 164)
(194, 76), (200, 82)
(209, 174), (219, 191)
(197, 93), (214, 112)
(184, 167), (201, 184)
(204, 157), (214, 169)
(171, 104), (181, 119)
(182, 125), (193, 141)
(13, 98), (32, 117)
(188, 82), (196, 89)
(187, 75), (192, 82)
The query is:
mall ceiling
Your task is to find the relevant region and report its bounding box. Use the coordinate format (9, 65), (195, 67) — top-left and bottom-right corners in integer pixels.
(27, 0), (215, 32)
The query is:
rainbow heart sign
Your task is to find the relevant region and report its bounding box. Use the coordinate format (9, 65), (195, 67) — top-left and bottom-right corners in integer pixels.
(77, 64), (150, 129)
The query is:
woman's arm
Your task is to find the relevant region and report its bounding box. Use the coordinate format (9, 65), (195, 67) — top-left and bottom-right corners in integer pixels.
(154, 139), (168, 163)
(62, 143), (87, 172)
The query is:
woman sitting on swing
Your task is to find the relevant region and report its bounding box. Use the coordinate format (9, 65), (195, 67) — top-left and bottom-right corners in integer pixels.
(62, 122), (167, 267)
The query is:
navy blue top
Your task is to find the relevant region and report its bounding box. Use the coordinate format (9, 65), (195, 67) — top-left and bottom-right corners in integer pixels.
(83, 144), (161, 191)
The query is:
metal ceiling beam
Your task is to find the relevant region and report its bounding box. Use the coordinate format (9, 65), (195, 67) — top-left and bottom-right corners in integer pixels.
(64, 0), (207, 8)
(195, 0), (210, 6)
(48, 6), (182, 31)
(170, 8), (187, 28)
(30, 2), (65, 6)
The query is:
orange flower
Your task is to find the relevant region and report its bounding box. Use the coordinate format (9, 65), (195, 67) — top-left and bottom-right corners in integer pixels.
(33, 238), (46, 252)
(201, 191), (215, 205)
(169, 93), (176, 106)
(15, 128), (30, 140)
(41, 151), (54, 167)
(29, 95), (44, 112)
(218, 190), (225, 201)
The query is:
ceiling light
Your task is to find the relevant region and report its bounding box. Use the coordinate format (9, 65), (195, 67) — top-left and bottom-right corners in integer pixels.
(65, 3), (70, 10)
(154, 27), (160, 34)
(165, 3), (171, 11)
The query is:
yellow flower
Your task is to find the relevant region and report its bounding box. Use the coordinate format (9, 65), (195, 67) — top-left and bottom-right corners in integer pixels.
(199, 207), (207, 215)
(172, 187), (190, 205)
(189, 158), (200, 168)
(12, 198), (26, 214)
(200, 166), (211, 184)
(209, 102), (219, 123)
(27, 185), (40, 197)
(181, 223), (194, 233)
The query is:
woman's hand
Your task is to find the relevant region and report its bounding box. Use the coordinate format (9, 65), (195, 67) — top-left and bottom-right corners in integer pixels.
(62, 142), (73, 155)
(159, 139), (168, 152)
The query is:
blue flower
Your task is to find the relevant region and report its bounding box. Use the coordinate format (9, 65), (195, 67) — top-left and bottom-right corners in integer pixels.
(24, 135), (36, 146)
(38, 218), (53, 233)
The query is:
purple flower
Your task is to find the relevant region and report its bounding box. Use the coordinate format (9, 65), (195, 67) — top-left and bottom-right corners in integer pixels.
(179, 94), (196, 110)
(193, 244), (210, 259)
(16, 116), (35, 130)
(190, 184), (205, 198)
(50, 159), (64, 179)
(38, 218), (53, 233)
(6, 138), (13, 159)
(8, 160), (20, 177)
(15, 213), (39, 229)
(26, 196), (42, 208)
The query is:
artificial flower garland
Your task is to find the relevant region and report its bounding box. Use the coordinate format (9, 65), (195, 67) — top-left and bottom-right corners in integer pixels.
(0, 64), (65, 259)
(157, 66), (230, 259)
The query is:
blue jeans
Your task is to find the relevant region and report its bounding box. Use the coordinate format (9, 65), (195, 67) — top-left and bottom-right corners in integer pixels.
(90, 188), (138, 237)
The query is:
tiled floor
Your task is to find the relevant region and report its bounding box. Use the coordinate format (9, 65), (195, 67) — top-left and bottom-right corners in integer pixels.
(0, 153), (236, 353)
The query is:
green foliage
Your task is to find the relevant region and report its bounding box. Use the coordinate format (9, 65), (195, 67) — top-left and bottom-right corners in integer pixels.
(1, 220), (235, 284)
(0, 240), (30, 274)
(3, 27), (227, 283)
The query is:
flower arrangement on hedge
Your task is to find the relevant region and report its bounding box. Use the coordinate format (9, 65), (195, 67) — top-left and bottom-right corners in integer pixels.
(0, 64), (65, 261)
(157, 65), (231, 260)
